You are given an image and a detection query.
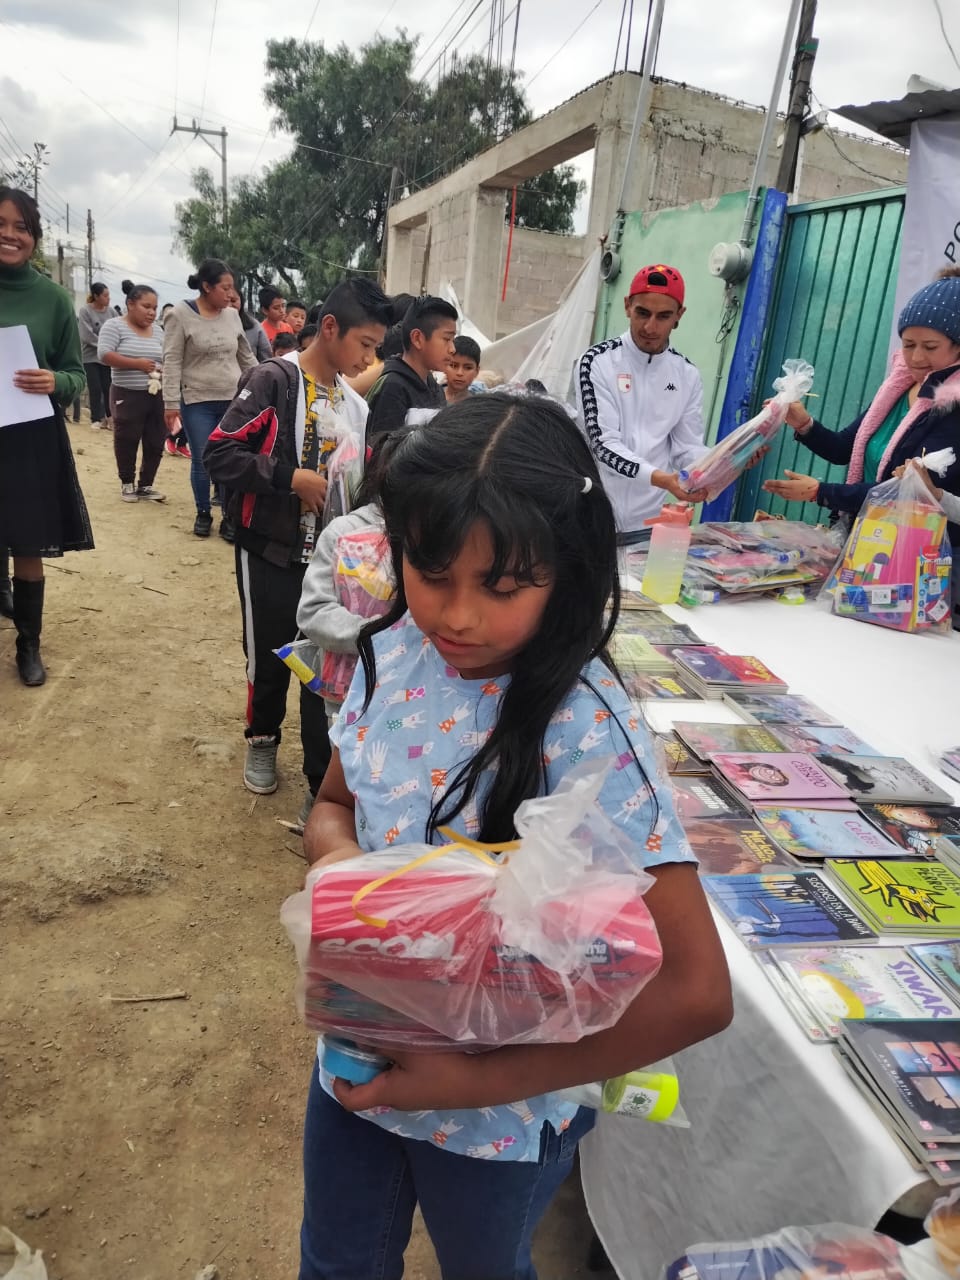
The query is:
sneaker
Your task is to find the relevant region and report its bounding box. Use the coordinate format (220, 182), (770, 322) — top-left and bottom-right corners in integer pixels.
(121, 482), (138, 502)
(90, 420), (103, 432)
(175, 443), (192, 460)
(219, 517), (236, 544)
(298, 790), (317, 829)
(164, 437), (178, 456)
(193, 511), (213, 538)
(137, 485), (166, 502)
(243, 734), (279, 795)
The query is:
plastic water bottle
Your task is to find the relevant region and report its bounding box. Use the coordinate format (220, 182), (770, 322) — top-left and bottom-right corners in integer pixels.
(641, 503), (694, 605)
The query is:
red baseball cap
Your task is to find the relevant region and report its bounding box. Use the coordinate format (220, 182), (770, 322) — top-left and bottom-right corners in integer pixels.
(627, 264), (685, 307)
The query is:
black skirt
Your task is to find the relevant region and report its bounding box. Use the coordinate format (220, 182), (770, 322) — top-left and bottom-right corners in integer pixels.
(0, 405), (95, 557)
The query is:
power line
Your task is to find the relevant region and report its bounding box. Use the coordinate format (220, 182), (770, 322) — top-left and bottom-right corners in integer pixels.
(931, 0), (960, 72)
(526, 0), (609, 89)
(174, 0), (182, 119)
(374, 0), (402, 37)
(809, 91), (901, 184)
(198, 0), (220, 125)
(303, 0), (322, 40)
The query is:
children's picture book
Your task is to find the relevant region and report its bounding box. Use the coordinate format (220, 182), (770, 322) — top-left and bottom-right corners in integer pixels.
(608, 632), (675, 674)
(614, 617), (705, 646)
(673, 721), (788, 761)
(673, 648), (788, 698)
(658, 734), (711, 776)
(723, 691), (840, 726)
(669, 775), (747, 821)
(683, 818), (797, 876)
(769, 725), (882, 756)
(711, 752), (850, 804)
(770, 946), (960, 1039)
(825, 859), (960, 936)
(816, 755), (954, 806)
(840, 1018), (960, 1142)
(909, 942), (960, 998)
(753, 806), (908, 861)
(861, 803), (960, 856)
(703, 871), (876, 947)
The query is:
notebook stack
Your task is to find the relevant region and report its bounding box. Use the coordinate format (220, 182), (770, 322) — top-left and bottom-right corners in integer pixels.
(671, 647), (788, 701)
(824, 859), (960, 937)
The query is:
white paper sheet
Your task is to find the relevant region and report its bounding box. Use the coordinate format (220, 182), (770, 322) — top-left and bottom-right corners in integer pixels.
(0, 325), (49, 427)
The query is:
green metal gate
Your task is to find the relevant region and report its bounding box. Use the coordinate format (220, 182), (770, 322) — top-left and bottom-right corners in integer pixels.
(736, 187), (906, 522)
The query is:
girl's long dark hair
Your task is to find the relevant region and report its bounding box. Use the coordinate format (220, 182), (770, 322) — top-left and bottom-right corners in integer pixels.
(357, 393), (652, 843)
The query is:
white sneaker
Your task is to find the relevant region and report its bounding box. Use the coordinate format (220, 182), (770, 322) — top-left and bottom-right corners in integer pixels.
(90, 421), (103, 431)
(121, 482), (138, 503)
(136, 485), (166, 502)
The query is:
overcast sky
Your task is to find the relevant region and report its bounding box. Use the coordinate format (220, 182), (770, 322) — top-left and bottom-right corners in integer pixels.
(1, 0), (958, 305)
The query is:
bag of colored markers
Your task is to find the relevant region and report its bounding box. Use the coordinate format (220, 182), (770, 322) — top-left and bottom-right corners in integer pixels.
(680, 359), (815, 500)
(820, 452), (954, 636)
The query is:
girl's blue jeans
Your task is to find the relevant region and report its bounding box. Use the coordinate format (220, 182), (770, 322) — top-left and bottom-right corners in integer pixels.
(180, 399), (230, 513)
(299, 1064), (594, 1280)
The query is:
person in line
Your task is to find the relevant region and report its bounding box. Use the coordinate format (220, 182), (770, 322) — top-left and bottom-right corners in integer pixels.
(365, 294), (457, 437)
(297, 324), (317, 353)
(98, 280), (167, 504)
(576, 264), (709, 543)
(204, 278), (391, 816)
(160, 302), (191, 460)
(346, 292), (415, 400)
(299, 394), (733, 1279)
(229, 286), (271, 362)
(259, 286), (292, 346)
(763, 274), (960, 517)
(273, 331), (298, 357)
(444, 334), (481, 403)
(77, 281), (115, 431)
(162, 258), (256, 539)
(286, 299), (307, 336)
(0, 186), (93, 686)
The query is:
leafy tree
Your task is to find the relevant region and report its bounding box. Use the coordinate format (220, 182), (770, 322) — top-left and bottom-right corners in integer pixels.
(175, 34), (584, 301)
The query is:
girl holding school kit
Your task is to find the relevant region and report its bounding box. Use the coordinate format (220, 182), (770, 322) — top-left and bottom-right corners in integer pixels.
(300, 394), (733, 1280)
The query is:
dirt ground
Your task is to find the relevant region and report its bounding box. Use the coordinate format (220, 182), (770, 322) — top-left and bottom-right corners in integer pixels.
(0, 413), (604, 1280)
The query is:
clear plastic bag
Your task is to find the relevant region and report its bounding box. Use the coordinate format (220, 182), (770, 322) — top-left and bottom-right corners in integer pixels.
(318, 528), (394, 702)
(926, 1186), (960, 1278)
(663, 1222), (908, 1280)
(820, 453), (954, 635)
(322, 430), (364, 528)
(280, 760), (662, 1050)
(680, 359), (816, 500)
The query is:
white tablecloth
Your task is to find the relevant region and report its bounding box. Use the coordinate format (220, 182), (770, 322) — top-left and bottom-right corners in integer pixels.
(580, 598), (960, 1280)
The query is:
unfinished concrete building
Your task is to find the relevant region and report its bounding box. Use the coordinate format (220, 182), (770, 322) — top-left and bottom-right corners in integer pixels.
(385, 70), (907, 339)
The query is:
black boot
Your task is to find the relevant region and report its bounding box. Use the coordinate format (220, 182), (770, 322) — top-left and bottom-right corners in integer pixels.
(13, 577), (46, 686)
(0, 550), (12, 619)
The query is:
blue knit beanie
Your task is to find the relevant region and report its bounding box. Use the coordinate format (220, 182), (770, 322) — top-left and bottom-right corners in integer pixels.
(898, 277), (960, 344)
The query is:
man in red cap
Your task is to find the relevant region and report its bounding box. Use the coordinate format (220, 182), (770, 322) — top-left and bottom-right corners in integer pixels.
(576, 263), (708, 542)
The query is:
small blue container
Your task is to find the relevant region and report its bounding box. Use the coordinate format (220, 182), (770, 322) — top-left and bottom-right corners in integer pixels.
(322, 1036), (390, 1084)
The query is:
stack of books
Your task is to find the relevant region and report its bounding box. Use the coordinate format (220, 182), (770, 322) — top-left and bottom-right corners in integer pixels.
(703, 870), (877, 947)
(753, 807), (908, 862)
(671, 647), (788, 700)
(710, 751), (853, 809)
(824, 859), (960, 937)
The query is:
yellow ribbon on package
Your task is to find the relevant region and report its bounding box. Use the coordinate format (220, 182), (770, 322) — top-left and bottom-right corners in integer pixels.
(351, 827), (518, 929)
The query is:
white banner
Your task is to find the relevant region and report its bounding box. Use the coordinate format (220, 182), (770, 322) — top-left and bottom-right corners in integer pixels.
(890, 118), (960, 351)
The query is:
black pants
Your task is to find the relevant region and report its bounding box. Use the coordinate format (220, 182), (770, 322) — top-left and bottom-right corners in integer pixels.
(110, 387), (166, 485)
(84, 362), (113, 422)
(235, 546), (331, 790)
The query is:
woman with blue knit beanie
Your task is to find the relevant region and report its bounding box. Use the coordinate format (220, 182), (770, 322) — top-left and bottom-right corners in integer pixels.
(763, 272), (960, 515)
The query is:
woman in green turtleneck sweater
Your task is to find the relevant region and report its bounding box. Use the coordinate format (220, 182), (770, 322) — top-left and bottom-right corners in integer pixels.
(0, 186), (93, 687)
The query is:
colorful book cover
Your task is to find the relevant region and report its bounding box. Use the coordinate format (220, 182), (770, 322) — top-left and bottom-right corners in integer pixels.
(658, 734), (711, 776)
(703, 871), (876, 947)
(675, 648), (786, 688)
(771, 725), (882, 756)
(711, 752), (850, 803)
(724, 692), (840, 726)
(840, 1017), (960, 1142)
(669, 775), (746, 821)
(826, 860), (960, 934)
(624, 673), (698, 700)
(772, 946), (960, 1038)
(754, 807), (907, 861)
(674, 721), (787, 760)
(909, 943), (960, 997)
(817, 755), (954, 805)
(683, 818), (796, 876)
(862, 803), (960, 856)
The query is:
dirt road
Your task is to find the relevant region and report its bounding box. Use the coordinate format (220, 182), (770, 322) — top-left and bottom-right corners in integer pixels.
(0, 416), (599, 1279)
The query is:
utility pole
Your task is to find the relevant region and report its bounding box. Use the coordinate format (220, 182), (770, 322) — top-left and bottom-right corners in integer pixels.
(171, 117), (229, 227)
(86, 209), (94, 292)
(775, 0), (819, 194)
(378, 165), (401, 286)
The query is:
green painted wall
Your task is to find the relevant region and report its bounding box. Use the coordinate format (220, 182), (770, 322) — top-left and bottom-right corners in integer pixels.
(594, 190), (752, 441)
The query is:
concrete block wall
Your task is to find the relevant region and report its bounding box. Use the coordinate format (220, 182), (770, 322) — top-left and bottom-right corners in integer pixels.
(498, 227), (587, 336)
